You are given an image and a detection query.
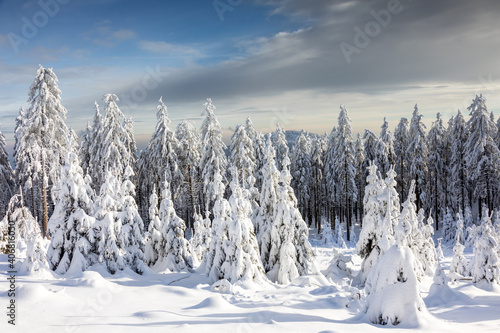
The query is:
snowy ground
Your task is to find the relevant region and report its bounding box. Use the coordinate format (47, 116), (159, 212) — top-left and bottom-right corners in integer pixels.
(1, 230), (500, 333)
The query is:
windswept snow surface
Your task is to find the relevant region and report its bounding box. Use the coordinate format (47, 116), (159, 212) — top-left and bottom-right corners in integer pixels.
(1, 229), (500, 332)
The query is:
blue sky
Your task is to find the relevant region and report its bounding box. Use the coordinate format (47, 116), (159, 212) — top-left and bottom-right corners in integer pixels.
(1, 0), (500, 153)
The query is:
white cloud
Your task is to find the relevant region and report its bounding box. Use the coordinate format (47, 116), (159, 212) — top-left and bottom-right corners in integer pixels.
(82, 21), (136, 47)
(138, 41), (202, 57)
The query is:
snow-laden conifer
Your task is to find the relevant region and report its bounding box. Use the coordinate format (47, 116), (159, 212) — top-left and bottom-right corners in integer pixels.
(47, 151), (96, 274)
(200, 98), (227, 213)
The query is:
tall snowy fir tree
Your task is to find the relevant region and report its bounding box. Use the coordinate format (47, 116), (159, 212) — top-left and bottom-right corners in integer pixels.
(16, 65), (74, 237)
(272, 124), (290, 172)
(470, 210), (500, 284)
(87, 101), (104, 190)
(427, 113), (446, 225)
(79, 121), (93, 176)
(364, 178), (426, 326)
(291, 130), (312, 224)
(93, 169), (124, 274)
(375, 118), (395, 178)
(245, 117), (266, 190)
(217, 167), (265, 283)
(332, 106), (357, 240)
(176, 120), (202, 230)
(230, 125), (257, 195)
(310, 135), (328, 230)
(256, 136), (280, 269)
(147, 179), (194, 272)
(361, 130), (378, 202)
(0, 128), (14, 219)
(119, 166), (146, 274)
(407, 104), (428, 212)
(139, 97), (182, 222)
(199, 98), (228, 215)
(92, 94), (134, 192)
(449, 110), (469, 214)
(464, 95), (500, 213)
(394, 117), (410, 202)
(47, 151), (96, 274)
(266, 155), (315, 283)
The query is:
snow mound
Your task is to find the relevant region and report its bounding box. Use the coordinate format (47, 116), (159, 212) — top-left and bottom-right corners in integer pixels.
(211, 279), (234, 294)
(184, 295), (234, 310)
(293, 274), (331, 288)
(17, 284), (54, 301)
(57, 271), (116, 289)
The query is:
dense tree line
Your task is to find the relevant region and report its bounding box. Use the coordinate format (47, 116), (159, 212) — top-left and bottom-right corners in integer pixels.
(1, 66), (500, 285)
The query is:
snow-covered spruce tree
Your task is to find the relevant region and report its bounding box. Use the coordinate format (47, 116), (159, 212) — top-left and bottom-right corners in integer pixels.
(205, 169), (232, 282)
(79, 121), (93, 175)
(427, 113), (447, 224)
(13, 106), (33, 216)
(16, 65), (74, 236)
(449, 212), (468, 280)
(375, 117), (395, 178)
(211, 166), (266, 284)
(291, 130), (312, 223)
(46, 151), (97, 274)
(92, 94), (133, 192)
(332, 106), (357, 241)
(157, 178), (195, 272)
(123, 117), (137, 168)
(245, 117), (266, 190)
(377, 166), (400, 254)
(0, 128), (14, 219)
(272, 124), (290, 172)
(360, 130), (379, 210)
(408, 104), (428, 212)
(266, 155), (316, 283)
(230, 125), (256, 191)
(87, 101), (104, 191)
(464, 95), (500, 213)
(190, 212), (212, 263)
(442, 208), (455, 243)
(176, 120), (202, 230)
(394, 117), (410, 202)
(256, 136), (280, 266)
(144, 185), (161, 266)
(356, 162), (384, 285)
(449, 110), (469, 214)
(412, 208), (437, 277)
(321, 218), (335, 245)
(93, 169), (125, 274)
(364, 180), (426, 327)
(311, 134), (328, 231)
(334, 217), (347, 249)
(119, 166), (146, 274)
(142, 98), (183, 213)
(469, 208), (500, 284)
(398, 181), (428, 278)
(230, 124), (259, 219)
(200, 98), (228, 214)
(362, 130), (378, 174)
(1, 193), (49, 274)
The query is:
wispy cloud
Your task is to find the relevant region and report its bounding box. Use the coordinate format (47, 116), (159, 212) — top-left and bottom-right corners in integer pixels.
(82, 21), (136, 47)
(138, 40), (202, 58)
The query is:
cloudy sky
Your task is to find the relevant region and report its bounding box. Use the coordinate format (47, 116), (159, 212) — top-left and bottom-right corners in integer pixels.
(1, 0), (500, 152)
